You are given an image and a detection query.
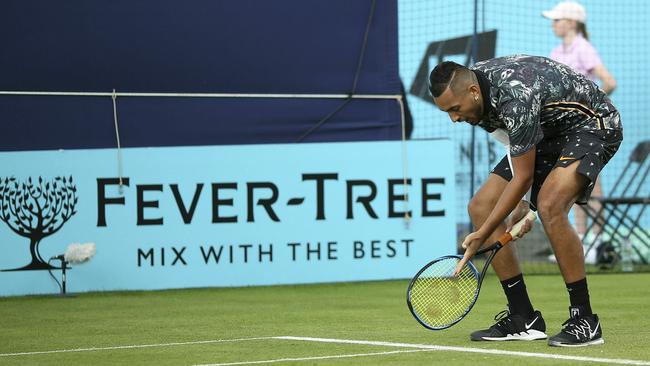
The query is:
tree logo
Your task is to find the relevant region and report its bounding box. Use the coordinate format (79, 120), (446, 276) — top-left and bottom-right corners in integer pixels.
(0, 176), (78, 271)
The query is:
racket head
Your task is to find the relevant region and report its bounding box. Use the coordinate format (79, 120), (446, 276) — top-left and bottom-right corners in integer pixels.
(406, 255), (481, 330)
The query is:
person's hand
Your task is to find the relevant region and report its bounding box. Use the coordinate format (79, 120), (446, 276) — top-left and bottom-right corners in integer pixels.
(507, 201), (534, 240)
(453, 230), (487, 276)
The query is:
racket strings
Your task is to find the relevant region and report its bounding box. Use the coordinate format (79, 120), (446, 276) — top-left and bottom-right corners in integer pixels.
(409, 257), (479, 328)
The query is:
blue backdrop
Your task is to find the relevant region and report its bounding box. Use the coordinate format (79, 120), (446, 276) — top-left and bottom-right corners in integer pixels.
(0, 140), (456, 296)
(1, 0), (401, 151)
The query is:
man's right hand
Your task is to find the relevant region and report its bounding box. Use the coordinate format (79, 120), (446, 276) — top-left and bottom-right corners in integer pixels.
(507, 201), (534, 240)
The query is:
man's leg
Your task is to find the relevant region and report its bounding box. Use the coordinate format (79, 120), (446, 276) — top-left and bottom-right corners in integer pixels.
(537, 161), (604, 347)
(469, 173), (522, 280)
(468, 173), (545, 341)
(537, 161), (588, 283)
(574, 177), (603, 237)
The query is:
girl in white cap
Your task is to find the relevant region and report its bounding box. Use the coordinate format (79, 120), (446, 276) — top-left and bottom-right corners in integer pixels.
(543, 1), (616, 92)
(543, 1), (616, 247)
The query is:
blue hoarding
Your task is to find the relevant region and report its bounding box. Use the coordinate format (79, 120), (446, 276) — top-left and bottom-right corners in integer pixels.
(0, 140), (455, 296)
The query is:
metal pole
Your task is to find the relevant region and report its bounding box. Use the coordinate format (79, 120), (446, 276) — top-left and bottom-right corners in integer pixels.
(469, 0), (479, 235)
(61, 261), (67, 295)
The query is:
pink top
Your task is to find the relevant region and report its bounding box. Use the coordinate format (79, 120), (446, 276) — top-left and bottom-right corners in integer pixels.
(550, 34), (602, 80)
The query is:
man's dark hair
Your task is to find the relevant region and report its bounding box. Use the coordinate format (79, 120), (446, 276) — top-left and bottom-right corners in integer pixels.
(428, 61), (474, 98)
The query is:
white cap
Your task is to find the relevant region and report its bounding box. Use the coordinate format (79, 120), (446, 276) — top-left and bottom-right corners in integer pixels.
(542, 1), (587, 23)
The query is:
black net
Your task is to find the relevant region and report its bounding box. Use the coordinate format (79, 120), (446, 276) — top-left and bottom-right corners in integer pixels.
(399, 0), (650, 273)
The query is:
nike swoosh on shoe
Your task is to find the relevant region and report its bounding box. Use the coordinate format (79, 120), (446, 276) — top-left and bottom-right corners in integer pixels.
(589, 321), (600, 339)
(525, 316), (539, 330)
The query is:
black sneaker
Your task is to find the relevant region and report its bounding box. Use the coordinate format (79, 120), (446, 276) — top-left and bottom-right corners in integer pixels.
(470, 306), (547, 341)
(548, 306), (604, 347)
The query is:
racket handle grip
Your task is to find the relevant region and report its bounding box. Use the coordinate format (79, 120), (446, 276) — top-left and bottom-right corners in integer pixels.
(499, 210), (537, 244)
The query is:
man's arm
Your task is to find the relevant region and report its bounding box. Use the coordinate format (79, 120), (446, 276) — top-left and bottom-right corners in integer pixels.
(489, 129), (533, 227)
(477, 147), (535, 241)
(455, 147), (535, 269)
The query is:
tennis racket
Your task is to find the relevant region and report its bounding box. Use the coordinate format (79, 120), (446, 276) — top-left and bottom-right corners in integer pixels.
(406, 210), (536, 330)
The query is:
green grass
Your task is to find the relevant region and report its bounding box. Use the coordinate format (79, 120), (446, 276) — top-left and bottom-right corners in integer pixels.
(1, 274), (649, 365)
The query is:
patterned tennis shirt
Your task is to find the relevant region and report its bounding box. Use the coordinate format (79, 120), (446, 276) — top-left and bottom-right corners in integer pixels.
(471, 55), (621, 157)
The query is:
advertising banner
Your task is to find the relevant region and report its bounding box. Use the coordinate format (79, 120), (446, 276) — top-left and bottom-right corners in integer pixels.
(0, 140), (456, 296)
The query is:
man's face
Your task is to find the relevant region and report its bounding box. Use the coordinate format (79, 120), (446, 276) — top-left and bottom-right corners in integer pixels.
(432, 86), (483, 125)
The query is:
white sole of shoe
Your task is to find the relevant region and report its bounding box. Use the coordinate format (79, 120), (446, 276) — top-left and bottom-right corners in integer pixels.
(548, 338), (605, 347)
(480, 330), (548, 341)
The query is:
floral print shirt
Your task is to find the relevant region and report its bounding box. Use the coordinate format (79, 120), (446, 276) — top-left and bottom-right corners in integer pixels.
(472, 55), (621, 156)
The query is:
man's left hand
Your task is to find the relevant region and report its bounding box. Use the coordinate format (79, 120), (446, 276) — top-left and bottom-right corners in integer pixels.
(453, 230), (487, 276)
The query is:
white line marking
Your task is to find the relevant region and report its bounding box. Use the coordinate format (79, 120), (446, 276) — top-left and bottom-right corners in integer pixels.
(275, 336), (650, 366)
(194, 349), (433, 366)
(5, 334), (649, 366)
(0, 337), (275, 357)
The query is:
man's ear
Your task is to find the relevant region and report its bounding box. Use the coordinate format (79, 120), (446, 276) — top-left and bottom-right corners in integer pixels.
(468, 84), (481, 100)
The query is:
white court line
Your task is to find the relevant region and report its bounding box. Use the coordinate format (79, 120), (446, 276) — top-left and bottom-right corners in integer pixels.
(275, 336), (650, 366)
(0, 337), (275, 357)
(4, 334), (649, 366)
(194, 349), (433, 366)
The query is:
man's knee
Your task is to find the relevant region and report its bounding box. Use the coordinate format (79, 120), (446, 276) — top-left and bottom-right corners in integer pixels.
(537, 191), (570, 225)
(536, 198), (554, 223)
(468, 193), (496, 221)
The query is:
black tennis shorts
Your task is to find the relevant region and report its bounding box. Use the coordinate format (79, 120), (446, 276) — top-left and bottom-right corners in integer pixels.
(491, 129), (623, 209)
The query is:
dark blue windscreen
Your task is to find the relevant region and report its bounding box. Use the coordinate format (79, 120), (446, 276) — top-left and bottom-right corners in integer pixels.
(0, 0), (400, 151)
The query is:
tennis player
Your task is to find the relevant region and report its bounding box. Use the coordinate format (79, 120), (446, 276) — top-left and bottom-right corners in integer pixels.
(428, 55), (622, 347)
